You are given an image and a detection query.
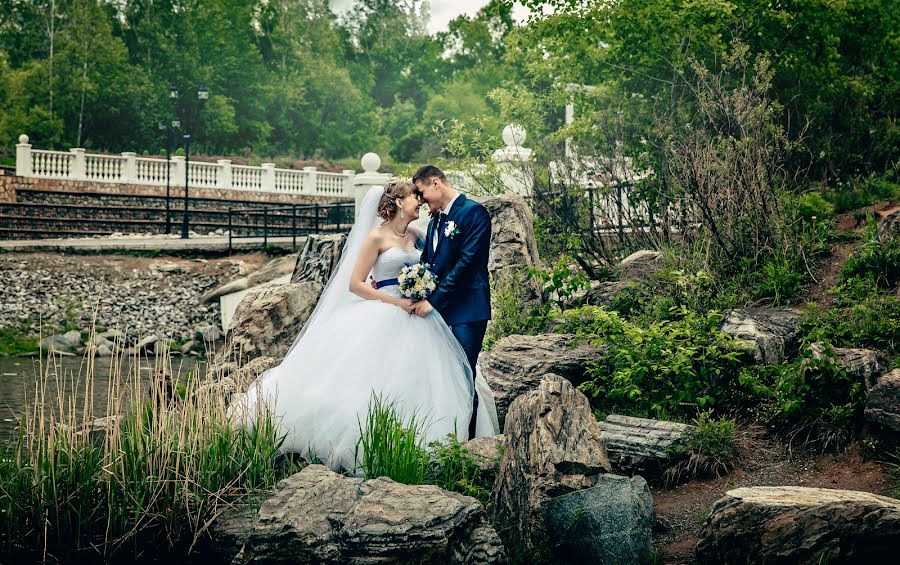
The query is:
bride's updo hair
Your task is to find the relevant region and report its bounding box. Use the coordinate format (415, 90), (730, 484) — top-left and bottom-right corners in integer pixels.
(377, 180), (415, 221)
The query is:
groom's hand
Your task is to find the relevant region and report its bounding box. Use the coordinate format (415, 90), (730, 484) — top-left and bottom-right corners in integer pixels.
(412, 300), (433, 317)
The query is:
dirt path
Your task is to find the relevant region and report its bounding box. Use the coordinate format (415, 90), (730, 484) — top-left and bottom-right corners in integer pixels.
(651, 440), (893, 564)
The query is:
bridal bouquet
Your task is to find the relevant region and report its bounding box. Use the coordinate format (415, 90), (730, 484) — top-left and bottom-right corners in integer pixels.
(398, 262), (438, 301)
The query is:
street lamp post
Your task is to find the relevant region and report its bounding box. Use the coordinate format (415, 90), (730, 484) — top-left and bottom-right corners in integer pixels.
(180, 85), (209, 239)
(164, 85), (179, 234)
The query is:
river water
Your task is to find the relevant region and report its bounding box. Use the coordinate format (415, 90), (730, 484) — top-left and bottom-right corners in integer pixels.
(0, 354), (205, 443)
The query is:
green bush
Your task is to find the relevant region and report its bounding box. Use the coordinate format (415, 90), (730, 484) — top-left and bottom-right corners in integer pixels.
(823, 174), (900, 214)
(483, 270), (549, 350)
(739, 343), (865, 450)
(754, 255), (806, 306)
(425, 435), (496, 505)
(800, 278), (900, 357)
(0, 324), (39, 356)
(795, 191), (836, 222)
(842, 215), (900, 288)
(528, 255), (590, 311)
(574, 306), (749, 419)
(667, 410), (738, 482)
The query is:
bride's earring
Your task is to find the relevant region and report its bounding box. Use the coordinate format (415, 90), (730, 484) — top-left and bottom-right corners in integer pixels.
(399, 206), (405, 220)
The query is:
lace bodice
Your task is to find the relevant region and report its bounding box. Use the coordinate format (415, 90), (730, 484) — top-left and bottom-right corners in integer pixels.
(372, 246), (420, 296)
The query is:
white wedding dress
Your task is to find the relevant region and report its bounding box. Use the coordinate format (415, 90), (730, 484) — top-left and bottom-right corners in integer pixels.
(230, 187), (500, 472)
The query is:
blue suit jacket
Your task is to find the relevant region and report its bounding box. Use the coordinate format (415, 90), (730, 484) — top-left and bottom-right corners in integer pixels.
(420, 194), (492, 326)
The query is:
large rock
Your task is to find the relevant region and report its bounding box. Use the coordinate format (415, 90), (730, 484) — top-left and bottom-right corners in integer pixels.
(40, 330), (83, 353)
(238, 464), (506, 564)
(582, 280), (635, 307)
(542, 474), (654, 565)
(719, 308), (801, 364)
(461, 434), (505, 477)
(209, 501), (259, 563)
(228, 281), (323, 364)
(618, 250), (662, 282)
(598, 414), (694, 477)
(810, 341), (886, 390)
(480, 334), (606, 429)
(290, 234), (347, 285)
(696, 486), (900, 564)
(490, 374), (611, 556)
(481, 194), (542, 281)
(865, 368), (900, 432)
(201, 254), (299, 303)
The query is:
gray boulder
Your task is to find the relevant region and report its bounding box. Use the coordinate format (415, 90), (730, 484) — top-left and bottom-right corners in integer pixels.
(201, 253), (298, 303)
(542, 474), (654, 565)
(237, 464), (506, 564)
(618, 250), (662, 282)
(480, 334), (606, 429)
(810, 341), (885, 390)
(719, 308), (802, 364)
(491, 374), (611, 556)
(461, 434), (504, 477)
(290, 234), (347, 285)
(227, 281), (323, 365)
(480, 194), (542, 285)
(598, 414), (694, 476)
(40, 333), (79, 354)
(865, 368), (900, 432)
(697, 486), (900, 564)
(582, 280), (635, 307)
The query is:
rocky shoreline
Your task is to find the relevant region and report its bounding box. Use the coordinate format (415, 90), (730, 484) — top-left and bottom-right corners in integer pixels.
(0, 251), (269, 346)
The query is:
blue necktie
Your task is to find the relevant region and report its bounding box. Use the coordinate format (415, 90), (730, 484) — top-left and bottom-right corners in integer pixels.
(432, 212), (446, 252)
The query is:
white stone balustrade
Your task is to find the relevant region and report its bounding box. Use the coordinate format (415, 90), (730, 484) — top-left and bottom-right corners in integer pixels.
(13, 133), (391, 200)
(14, 124), (536, 205)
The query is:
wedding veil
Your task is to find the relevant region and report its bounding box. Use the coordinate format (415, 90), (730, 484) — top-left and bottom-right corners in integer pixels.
(284, 185), (385, 357)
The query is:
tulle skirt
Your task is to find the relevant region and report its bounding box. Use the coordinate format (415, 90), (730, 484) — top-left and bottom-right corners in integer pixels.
(229, 295), (500, 472)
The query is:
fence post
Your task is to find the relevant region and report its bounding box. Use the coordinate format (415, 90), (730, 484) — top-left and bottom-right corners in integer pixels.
(15, 135), (32, 177)
(261, 163), (276, 192)
(352, 153), (392, 219)
(228, 208), (233, 255)
(302, 166), (317, 194)
(218, 159), (232, 189)
(292, 205), (297, 250)
(121, 152), (137, 183)
(70, 148), (86, 180)
(314, 203), (320, 233)
(342, 169), (356, 195)
(263, 207), (268, 249)
(171, 156), (186, 190)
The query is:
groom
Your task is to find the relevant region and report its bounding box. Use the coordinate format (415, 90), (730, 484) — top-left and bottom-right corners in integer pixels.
(411, 165), (491, 438)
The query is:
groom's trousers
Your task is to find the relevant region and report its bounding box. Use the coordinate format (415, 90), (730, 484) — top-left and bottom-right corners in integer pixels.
(450, 320), (488, 439)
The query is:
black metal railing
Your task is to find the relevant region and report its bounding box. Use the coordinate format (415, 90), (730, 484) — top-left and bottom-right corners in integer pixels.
(226, 202), (354, 253)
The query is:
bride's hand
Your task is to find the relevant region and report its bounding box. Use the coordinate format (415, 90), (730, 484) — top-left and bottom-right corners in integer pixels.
(393, 297), (415, 313)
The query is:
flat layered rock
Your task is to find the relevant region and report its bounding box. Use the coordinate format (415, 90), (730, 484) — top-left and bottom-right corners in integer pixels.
(238, 465), (506, 564)
(697, 486), (900, 564)
(598, 414), (694, 476)
(290, 234), (346, 285)
(719, 308), (801, 364)
(491, 374), (610, 555)
(480, 334), (606, 429)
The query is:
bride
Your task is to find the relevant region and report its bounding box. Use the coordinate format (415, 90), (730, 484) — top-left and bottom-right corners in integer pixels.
(230, 181), (500, 472)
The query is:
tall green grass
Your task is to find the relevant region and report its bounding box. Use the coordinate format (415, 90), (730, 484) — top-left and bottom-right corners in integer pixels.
(0, 328), (289, 562)
(355, 394), (429, 484)
(355, 394), (498, 505)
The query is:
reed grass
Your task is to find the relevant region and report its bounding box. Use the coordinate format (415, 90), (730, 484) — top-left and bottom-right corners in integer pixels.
(0, 323), (290, 562)
(355, 393), (429, 484)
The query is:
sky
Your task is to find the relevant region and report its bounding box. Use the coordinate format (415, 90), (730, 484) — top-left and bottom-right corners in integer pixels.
(329, 1), (532, 35)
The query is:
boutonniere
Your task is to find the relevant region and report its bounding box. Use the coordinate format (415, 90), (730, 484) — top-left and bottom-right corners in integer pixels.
(444, 220), (460, 239)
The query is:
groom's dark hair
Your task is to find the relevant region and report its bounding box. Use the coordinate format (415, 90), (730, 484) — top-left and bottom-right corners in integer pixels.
(412, 164), (447, 184)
